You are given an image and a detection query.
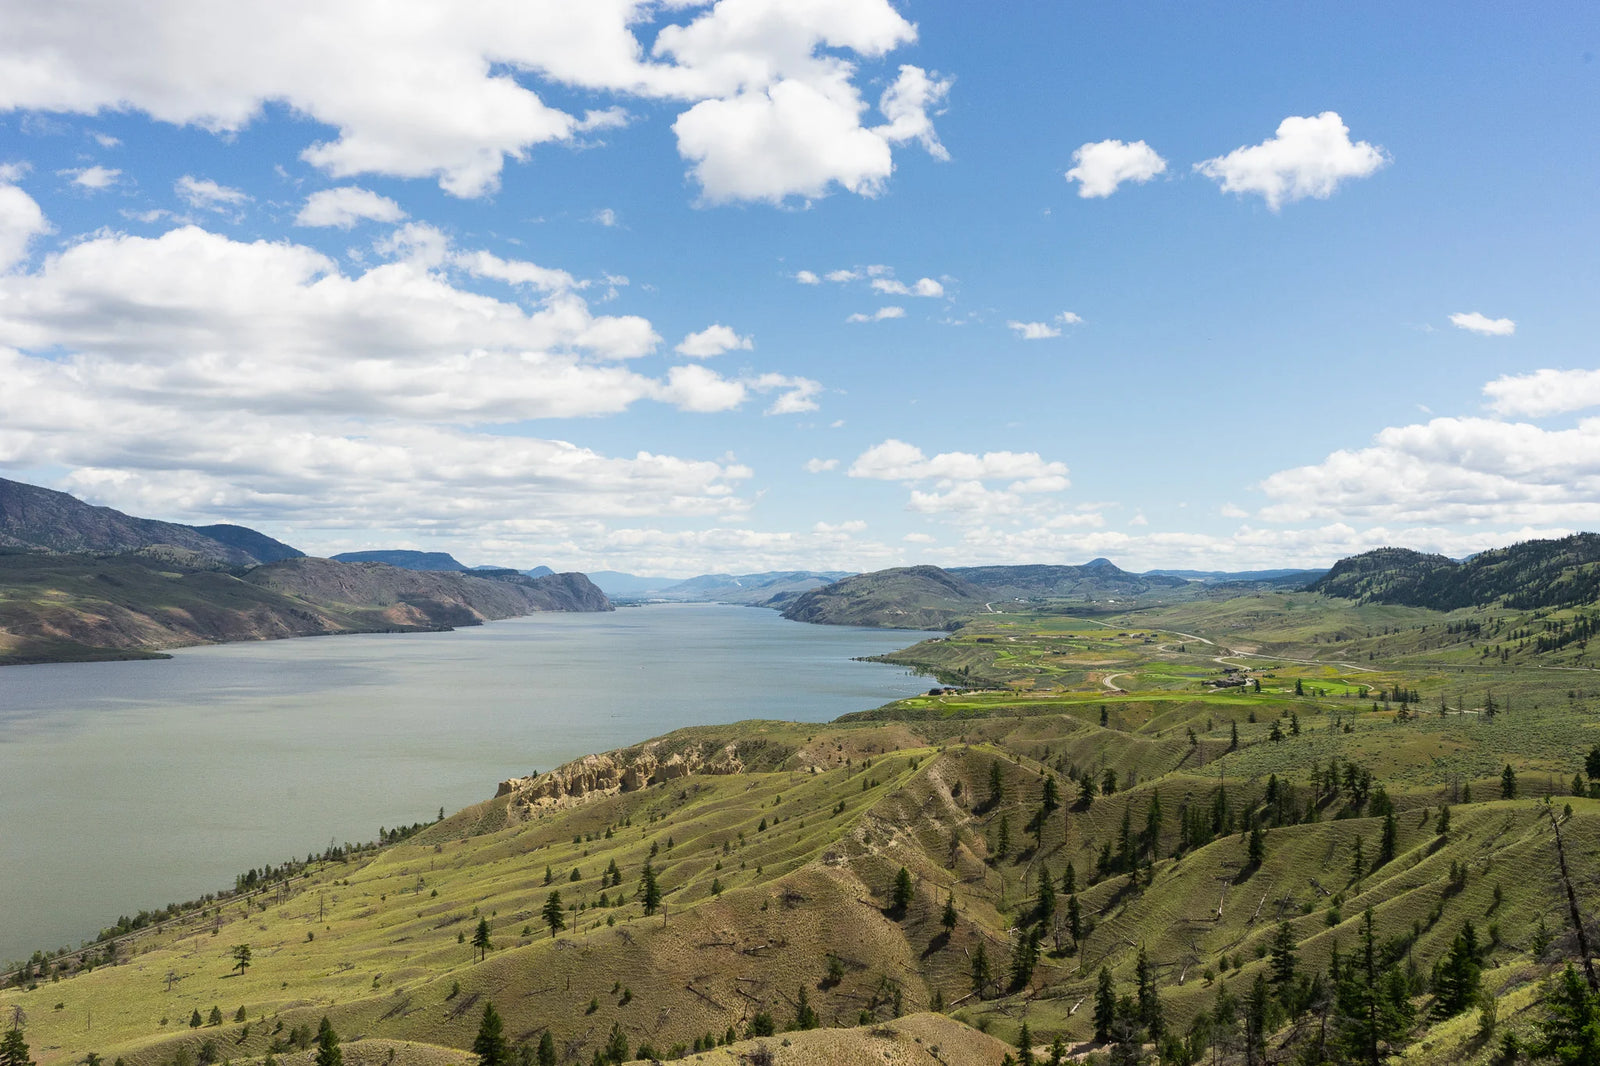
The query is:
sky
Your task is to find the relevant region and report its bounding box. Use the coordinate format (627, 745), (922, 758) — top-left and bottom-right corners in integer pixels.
(0, 1), (1597, 576)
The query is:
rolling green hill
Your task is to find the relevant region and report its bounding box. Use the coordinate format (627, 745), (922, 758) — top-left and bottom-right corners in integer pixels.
(780, 565), (987, 628)
(10, 594), (1600, 1066)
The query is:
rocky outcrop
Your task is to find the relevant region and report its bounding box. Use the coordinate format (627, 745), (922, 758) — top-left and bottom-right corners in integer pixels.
(499, 740), (748, 820)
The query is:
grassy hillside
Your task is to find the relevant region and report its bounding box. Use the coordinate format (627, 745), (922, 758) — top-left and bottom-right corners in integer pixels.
(1313, 533), (1600, 610)
(9, 594), (1600, 1065)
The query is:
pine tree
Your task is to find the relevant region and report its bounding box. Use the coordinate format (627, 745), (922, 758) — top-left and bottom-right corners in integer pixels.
(314, 1017), (342, 1066)
(1041, 773), (1060, 815)
(190, 1011), (203, 1029)
(230, 944), (251, 976)
(1332, 909), (1414, 1066)
(1062, 861), (1076, 895)
(535, 1032), (556, 1066)
(1375, 811), (1397, 870)
(602, 1022), (628, 1065)
(1135, 944), (1164, 1041)
(1431, 923), (1483, 1019)
(1066, 895), (1082, 947)
(541, 890), (565, 937)
(1532, 963), (1600, 1066)
(472, 917), (492, 960)
(639, 863), (661, 916)
(988, 759), (1005, 809)
(1078, 774), (1095, 808)
(1269, 922), (1297, 987)
(1437, 804), (1451, 836)
(1094, 967), (1116, 1043)
(0, 1028), (34, 1066)
(971, 941), (992, 998)
(1230, 720), (1240, 750)
(793, 986), (818, 1031)
(1247, 822), (1265, 870)
(1501, 764), (1518, 800)
(891, 866), (914, 914)
(472, 1002), (508, 1066)
(1351, 836), (1365, 881)
(1036, 865), (1056, 926)
(1016, 1021), (1035, 1066)
(941, 893), (958, 934)
(1245, 971), (1272, 1066)
(1010, 928), (1041, 990)
(996, 814), (1011, 860)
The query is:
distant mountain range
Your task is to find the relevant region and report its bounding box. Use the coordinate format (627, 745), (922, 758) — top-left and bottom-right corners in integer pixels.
(585, 569), (852, 604)
(1311, 533), (1600, 610)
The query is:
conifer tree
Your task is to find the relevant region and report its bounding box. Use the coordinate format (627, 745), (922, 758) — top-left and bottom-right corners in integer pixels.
(541, 890), (565, 937)
(1016, 1021), (1034, 1066)
(1093, 967), (1116, 1043)
(971, 940), (991, 998)
(0, 1027), (34, 1066)
(639, 863), (661, 916)
(988, 760), (1005, 809)
(941, 893), (957, 934)
(1269, 921), (1298, 988)
(472, 1002), (507, 1066)
(1036, 865), (1056, 926)
(535, 1032), (556, 1066)
(1501, 764), (1518, 800)
(1135, 944), (1164, 1042)
(1066, 895), (1082, 947)
(314, 1017), (342, 1066)
(793, 987), (818, 1031)
(472, 917), (492, 960)
(1532, 964), (1600, 1065)
(1375, 811), (1397, 870)
(891, 867), (914, 914)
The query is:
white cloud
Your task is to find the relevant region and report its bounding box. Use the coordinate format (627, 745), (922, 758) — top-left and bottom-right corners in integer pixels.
(590, 207), (619, 227)
(873, 64), (952, 161)
(902, 532), (934, 544)
(295, 186), (406, 228)
(675, 323), (753, 358)
(175, 175), (249, 211)
(452, 249), (578, 293)
(1484, 368), (1600, 418)
(1219, 503), (1249, 519)
(850, 439), (1069, 484)
(1064, 139), (1166, 198)
(804, 457), (839, 473)
(655, 364), (747, 413)
(0, 0), (947, 203)
(0, 181), (49, 271)
(871, 276), (943, 297)
(1008, 320), (1059, 340)
(0, 162), (29, 182)
(1007, 312), (1081, 340)
(1449, 311), (1515, 336)
(1257, 414), (1600, 528)
(1196, 112), (1387, 210)
(846, 305), (904, 323)
(813, 519), (865, 533)
(61, 165), (120, 190)
(824, 269), (860, 282)
(794, 270), (820, 284)
(749, 372), (822, 415)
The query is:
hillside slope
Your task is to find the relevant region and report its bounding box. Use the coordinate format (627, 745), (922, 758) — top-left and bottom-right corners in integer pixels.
(0, 477), (301, 566)
(951, 558), (1189, 600)
(0, 555), (610, 664)
(1314, 532), (1600, 609)
(330, 550), (470, 571)
(781, 565), (987, 628)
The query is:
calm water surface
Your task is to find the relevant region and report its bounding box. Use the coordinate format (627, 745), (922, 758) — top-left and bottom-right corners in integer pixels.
(0, 604), (929, 962)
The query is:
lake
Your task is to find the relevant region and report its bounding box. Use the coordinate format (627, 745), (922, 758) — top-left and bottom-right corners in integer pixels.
(0, 604), (929, 964)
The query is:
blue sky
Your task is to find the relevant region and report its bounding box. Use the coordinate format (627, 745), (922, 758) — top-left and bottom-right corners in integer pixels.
(0, 0), (1596, 575)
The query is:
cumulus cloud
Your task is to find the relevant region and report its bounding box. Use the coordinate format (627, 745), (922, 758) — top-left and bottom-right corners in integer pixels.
(794, 269), (820, 284)
(61, 165), (120, 190)
(871, 276), (943, 297)
(846, 305), (904, 323)
(1196, 112), (1386, 210)
(452, 249), (578, 293)
(749, 372), (823, 415)
(1449, 311), (1515, 336)
(0, 181), (49, 271)
(824, 269), (860, 282)
(850, 439), (1069, 485)
(675, 323), (753, 358)
(1007, 312), (1080, 340)
(1484, 368), (1600, 417)
(590, 207), (619, 227)
(175, 175), (248, 210)
(805, 457), (839, 473)
(0, 0), (948, 203)
(1064, 139), (1166, 198)
(295, 186), (407, 228)
(1257, 414), (1600, 528)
